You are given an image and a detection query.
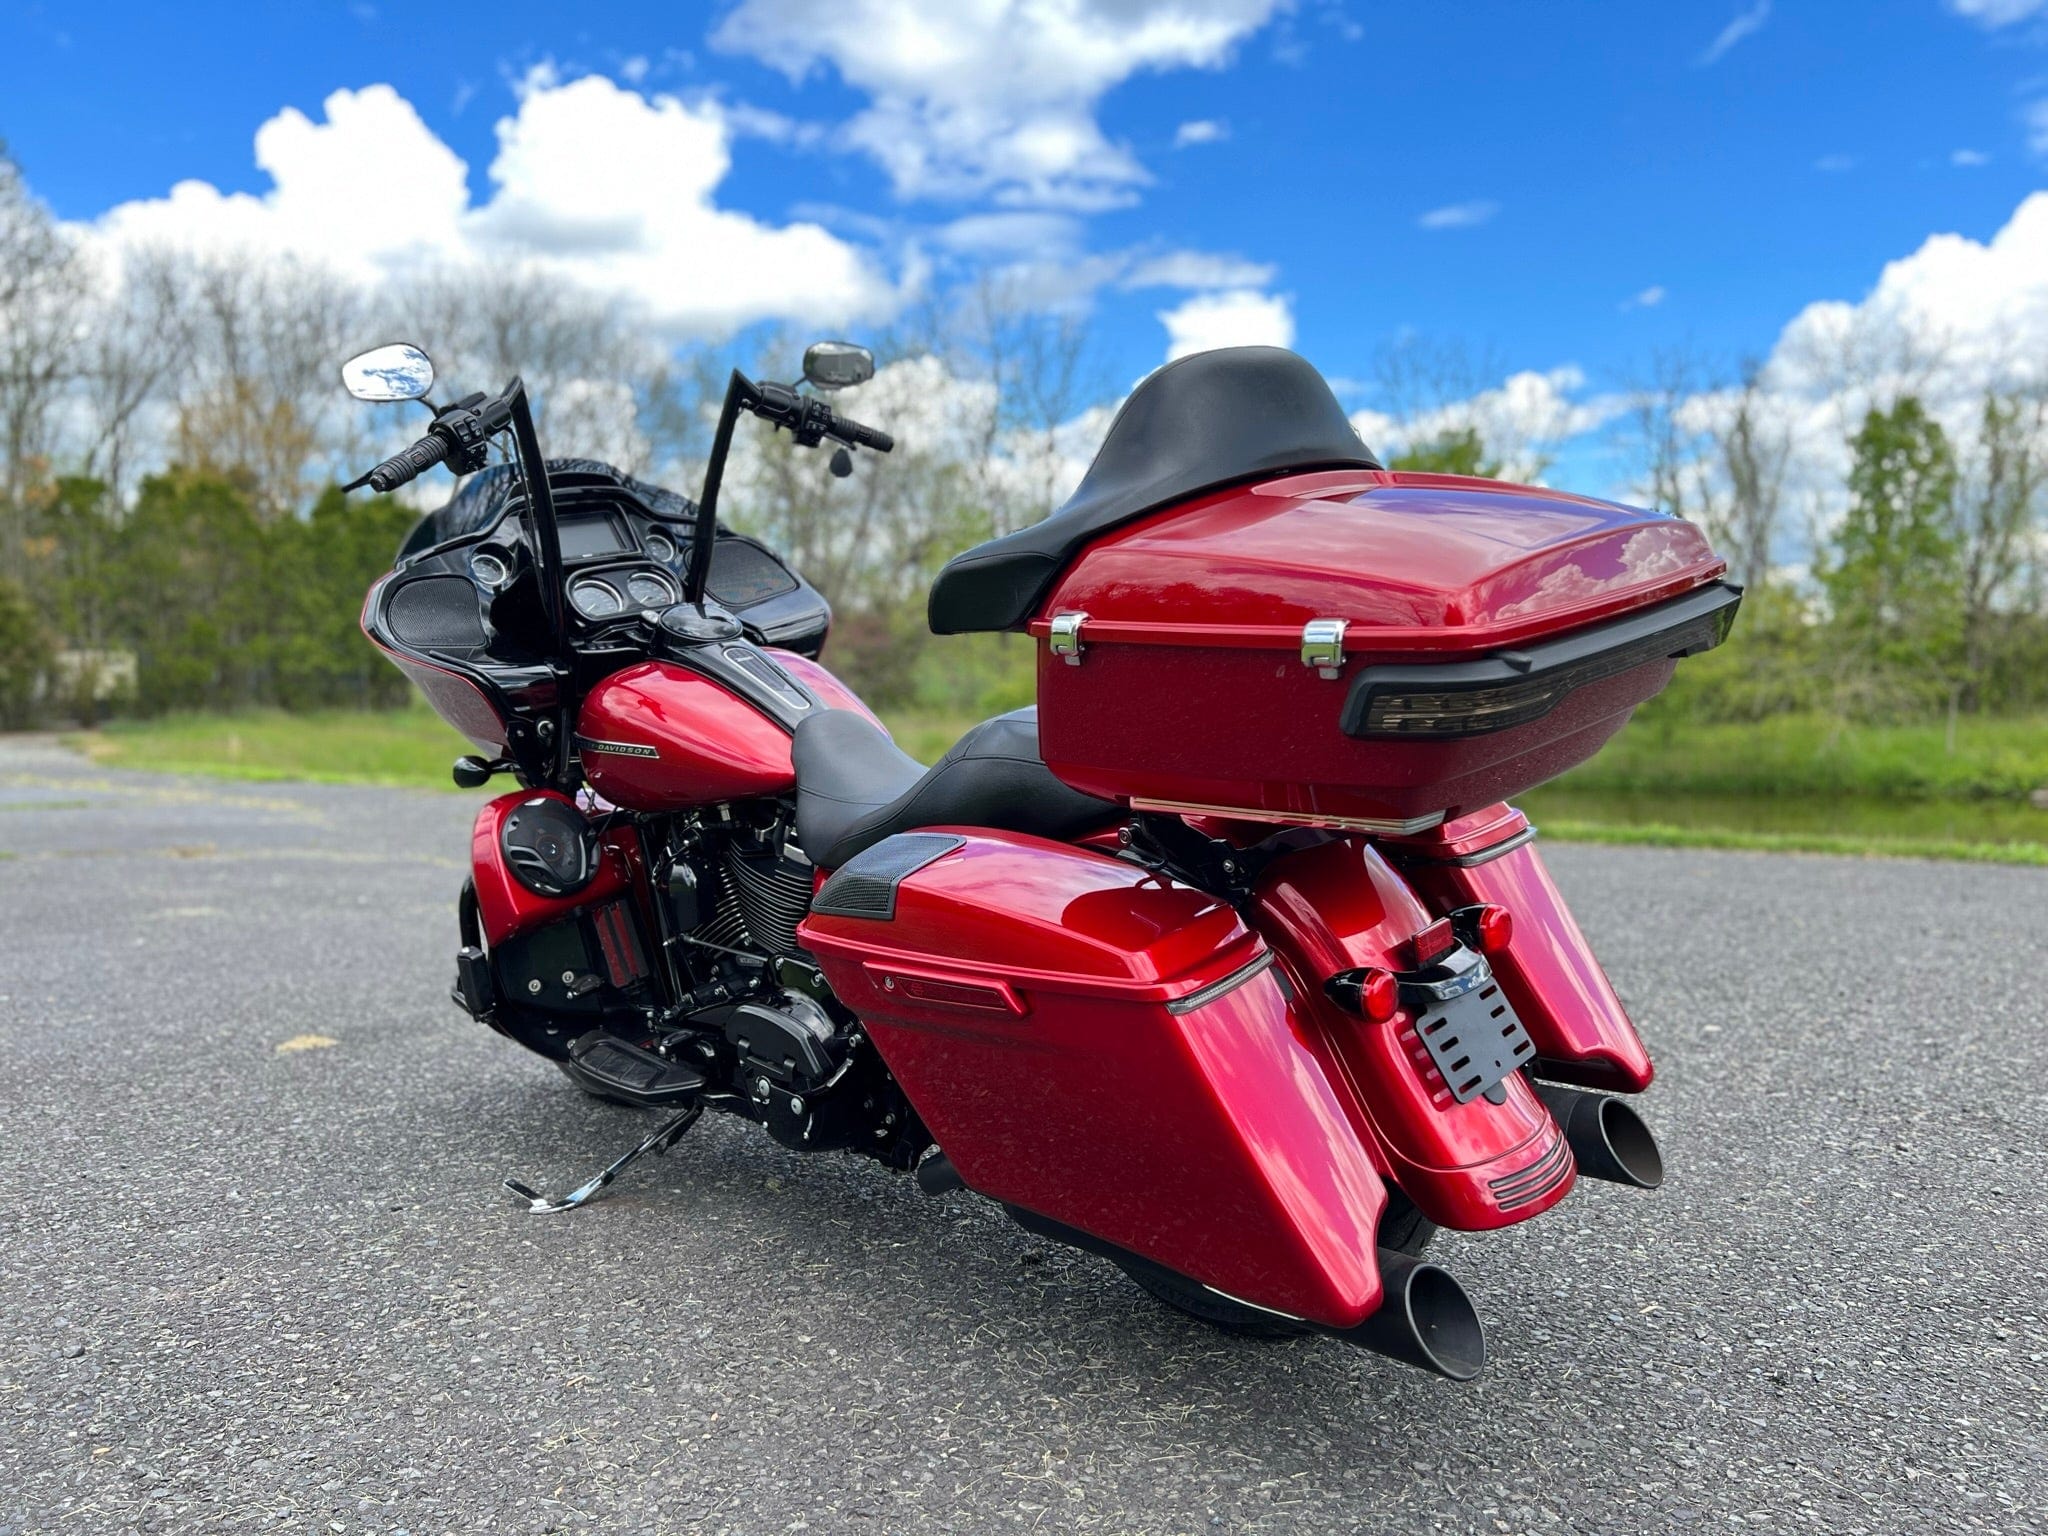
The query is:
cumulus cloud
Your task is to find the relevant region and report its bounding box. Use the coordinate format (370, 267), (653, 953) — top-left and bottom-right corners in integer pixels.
(1697, 1), (1771, 66)
(1418, 200), (1498, 231)
(1623, 285), (1667, 311)
(85, 76), (899, 340)
(1157, 288), (1294, 361)
(1173, 119), (1229, 148)
(710, 0), (1285, 207)
(1350, 366), (1628, 482)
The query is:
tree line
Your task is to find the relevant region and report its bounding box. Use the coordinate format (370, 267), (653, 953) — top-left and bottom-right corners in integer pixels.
(2, 145), (2044, 733)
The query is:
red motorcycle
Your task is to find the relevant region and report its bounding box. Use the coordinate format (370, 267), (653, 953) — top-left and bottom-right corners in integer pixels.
(344, 340), (1738, 1381)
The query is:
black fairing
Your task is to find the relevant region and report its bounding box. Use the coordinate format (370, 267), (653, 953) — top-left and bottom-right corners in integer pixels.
(927, 347), (1382, 635)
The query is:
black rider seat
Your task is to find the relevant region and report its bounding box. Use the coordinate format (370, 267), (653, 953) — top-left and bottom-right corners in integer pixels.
(926, 346), (1381, 635)
(790, 707), (1116, 869)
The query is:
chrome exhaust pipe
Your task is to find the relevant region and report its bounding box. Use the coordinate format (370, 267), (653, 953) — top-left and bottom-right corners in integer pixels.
(1537, 1083), (1665, 1190)
(1339, 1249), (1487, 1381)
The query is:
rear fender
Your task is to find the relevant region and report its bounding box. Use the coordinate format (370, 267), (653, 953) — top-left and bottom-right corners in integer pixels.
(1252, 837), (1576, 1231)
(1385, 805), (1653, 1092)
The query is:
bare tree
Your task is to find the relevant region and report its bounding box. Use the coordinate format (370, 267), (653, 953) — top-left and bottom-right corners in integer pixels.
(1952, 388), (2048, 698)
(1703, 363), (1795, 591)
(77, 248), (185, 505)
(384, 265), (670, 471)
(163, 253), (366, 518)
(0, 149), (89, 552)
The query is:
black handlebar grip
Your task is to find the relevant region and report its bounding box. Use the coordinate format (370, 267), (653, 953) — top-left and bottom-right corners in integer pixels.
(840, 417), (894, 454)
(366, 431), (453, 493)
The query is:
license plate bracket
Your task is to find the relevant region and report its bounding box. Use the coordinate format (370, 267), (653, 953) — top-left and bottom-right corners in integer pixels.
(1400, 951), (1535, 1105)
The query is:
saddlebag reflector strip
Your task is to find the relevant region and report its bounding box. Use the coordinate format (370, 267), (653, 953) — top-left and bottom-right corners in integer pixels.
(1340, 581), (1742, 740)
(1164, 950), (1276, 1016)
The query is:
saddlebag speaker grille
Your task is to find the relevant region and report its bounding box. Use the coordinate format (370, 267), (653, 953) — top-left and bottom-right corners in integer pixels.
(811, 834), (965, 922)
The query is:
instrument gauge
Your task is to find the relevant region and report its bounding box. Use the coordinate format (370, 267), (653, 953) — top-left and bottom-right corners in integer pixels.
(569, 578), (626, 620)
(470, 550), (511, 590)
(644, 530), (678, 565)
(626, 571), (678, 609)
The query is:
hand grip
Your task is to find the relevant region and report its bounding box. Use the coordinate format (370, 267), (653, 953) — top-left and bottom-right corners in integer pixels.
(366, 431), (453, 493)
(833, 415), (894, 454)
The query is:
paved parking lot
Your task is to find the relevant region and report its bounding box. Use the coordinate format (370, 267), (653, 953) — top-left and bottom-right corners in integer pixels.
(3, 735), (2044, 1534)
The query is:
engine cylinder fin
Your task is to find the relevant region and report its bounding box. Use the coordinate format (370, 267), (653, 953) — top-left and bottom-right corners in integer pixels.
(728, 850), (813, 955)
(692, 853), (753, 951)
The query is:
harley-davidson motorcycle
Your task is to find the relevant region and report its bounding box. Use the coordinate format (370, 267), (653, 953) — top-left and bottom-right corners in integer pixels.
(342, 338), (1739, 1381)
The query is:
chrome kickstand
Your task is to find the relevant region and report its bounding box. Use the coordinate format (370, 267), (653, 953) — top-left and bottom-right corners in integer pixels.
(505, 1102), (703, 1214)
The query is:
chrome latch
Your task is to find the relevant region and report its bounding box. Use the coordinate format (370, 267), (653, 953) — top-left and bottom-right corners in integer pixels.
(1301, 618), (1348, 679)
(1048, 611), (1088, 666)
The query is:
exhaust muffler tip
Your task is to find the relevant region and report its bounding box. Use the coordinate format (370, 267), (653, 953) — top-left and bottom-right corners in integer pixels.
(1537, 1083), (1665, 1190)
(1341, 1248), (1487, 1381)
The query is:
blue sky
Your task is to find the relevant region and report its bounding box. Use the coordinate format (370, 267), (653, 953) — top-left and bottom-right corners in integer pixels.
(4, 0), (2046, 472)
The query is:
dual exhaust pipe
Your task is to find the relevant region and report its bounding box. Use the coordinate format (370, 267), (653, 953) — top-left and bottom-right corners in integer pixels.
(1341, 1085), (1664, 1381)
(959, 1084), (1663, 1384)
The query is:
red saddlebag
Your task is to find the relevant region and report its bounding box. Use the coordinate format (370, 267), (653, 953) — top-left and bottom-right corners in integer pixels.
(797, 830), (1393, 1328)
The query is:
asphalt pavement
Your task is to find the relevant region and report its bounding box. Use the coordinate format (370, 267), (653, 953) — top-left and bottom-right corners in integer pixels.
(2, 734), (2044, 1536)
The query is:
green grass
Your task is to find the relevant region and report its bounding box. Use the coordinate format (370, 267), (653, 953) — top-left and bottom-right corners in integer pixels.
(72, 707), (477, 788)
(1532, 818), (2048, 866)
(64, 705), (2048, 866)
(1557, 711), (2048, 800)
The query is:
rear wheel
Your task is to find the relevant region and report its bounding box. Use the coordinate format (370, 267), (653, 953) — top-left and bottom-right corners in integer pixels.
(1118, 1189), (1437, 1338)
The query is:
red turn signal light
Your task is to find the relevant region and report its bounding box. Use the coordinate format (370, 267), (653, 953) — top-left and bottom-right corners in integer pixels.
(1474, 904), (1513, 954)
(1325, 965), (1400, 1023)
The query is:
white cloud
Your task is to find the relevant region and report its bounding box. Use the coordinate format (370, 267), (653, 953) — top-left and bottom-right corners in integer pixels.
(1944, 0), (2047, 25)
(937, 210), (1083, 255)
(1350, 366), (1628, 482)
(1173, 118), (1229, 148)
(83, 77), (899, 340)
(1814, 153), (1857, 173)
(1157, 289), (1294, 361)
(1418, 200), (1498, 231)
(1952, 148), (1991, 167)
(1623, 285), (1667, 311)
(1121, 250), (1276, 290)
(1697, 1), (1771, 66)
(710, 0), (1285, 207)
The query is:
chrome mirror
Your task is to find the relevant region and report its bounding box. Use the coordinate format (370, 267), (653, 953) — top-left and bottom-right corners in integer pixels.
(341, 343), (436, 402)
(802, 340), (874, 392)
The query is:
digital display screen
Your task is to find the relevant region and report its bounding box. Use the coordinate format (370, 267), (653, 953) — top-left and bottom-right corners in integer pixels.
(557, 514), (629, 561)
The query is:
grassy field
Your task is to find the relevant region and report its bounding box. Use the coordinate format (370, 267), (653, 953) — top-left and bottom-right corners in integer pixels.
(61, 705), (2048, 865)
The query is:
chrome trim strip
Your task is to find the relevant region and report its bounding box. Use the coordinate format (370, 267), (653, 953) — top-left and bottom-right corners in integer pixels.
(1128, 797), (1448, 837)
(1384, 824), (1539, 869)
(1165, 950), (1276, 1016)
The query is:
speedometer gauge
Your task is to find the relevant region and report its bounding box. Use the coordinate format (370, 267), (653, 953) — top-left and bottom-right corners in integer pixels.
(569, 578), (625, 619)
(626, 571), (678, 609)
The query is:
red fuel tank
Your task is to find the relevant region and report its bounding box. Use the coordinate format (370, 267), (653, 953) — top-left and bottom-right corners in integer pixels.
(576, 660), (797, 811)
